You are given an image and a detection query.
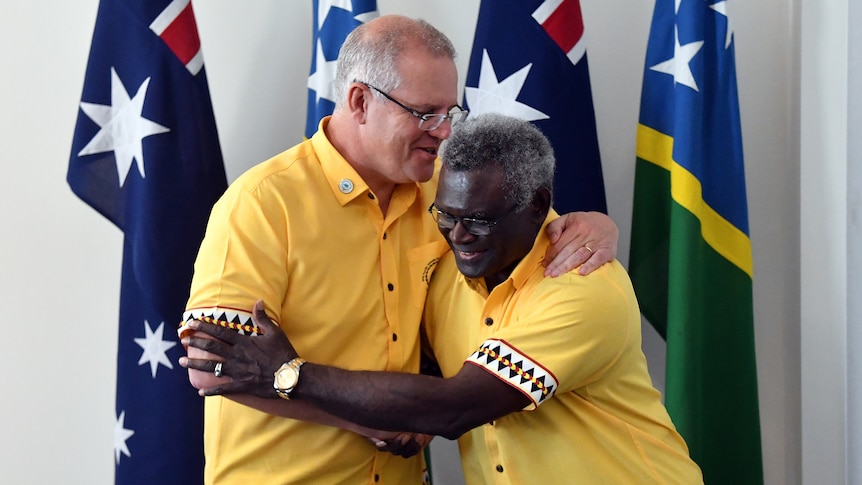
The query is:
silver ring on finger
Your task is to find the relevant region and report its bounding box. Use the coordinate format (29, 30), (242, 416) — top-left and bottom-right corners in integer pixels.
(214, 361), (224, 378)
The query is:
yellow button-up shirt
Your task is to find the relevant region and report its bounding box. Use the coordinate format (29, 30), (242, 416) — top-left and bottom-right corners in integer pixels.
(423, 221), (703, 485)
(185, 118), (442, 484)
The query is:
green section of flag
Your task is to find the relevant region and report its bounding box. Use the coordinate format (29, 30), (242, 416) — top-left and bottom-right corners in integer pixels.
(630, 156), (763, 484)
(630, 157), (671, 337)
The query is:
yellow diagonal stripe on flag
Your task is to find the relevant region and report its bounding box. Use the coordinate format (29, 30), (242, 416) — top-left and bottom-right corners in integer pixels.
(636, 124), (753, 278)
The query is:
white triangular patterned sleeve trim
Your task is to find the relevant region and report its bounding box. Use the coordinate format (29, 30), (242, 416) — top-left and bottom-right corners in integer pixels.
(178, 307), (261, 339)
(467, 338), (558, 410)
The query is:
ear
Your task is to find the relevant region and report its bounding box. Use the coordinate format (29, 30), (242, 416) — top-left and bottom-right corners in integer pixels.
(345, 82), (370, 124)
(529, 187), (552, 224)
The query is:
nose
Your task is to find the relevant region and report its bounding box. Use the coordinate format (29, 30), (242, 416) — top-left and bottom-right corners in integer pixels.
(447, 220), (477, 244)
(427, 118), (453, 139)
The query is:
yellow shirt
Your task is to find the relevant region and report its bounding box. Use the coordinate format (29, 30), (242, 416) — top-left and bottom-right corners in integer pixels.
(184, 118), (443, 484)
(423, 223), (704, 485)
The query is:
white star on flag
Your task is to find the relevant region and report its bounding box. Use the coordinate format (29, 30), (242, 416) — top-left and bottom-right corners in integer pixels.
(709, 1), (734, 49)
(114, 410), (135, 464)
(78, 67), (169, 187)
(464, 49), (549, 121)
(134, 320), (177, 378)
(317, 0), (353, 28)
(307, 39), (338, 104)
(649, 26), (704, 91)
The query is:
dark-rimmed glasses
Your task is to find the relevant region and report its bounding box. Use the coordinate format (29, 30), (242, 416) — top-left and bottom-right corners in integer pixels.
(358, 81), (468, 131)
(428, 203), (518, 236)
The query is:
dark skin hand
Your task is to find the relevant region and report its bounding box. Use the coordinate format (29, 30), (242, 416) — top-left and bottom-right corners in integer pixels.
(369, 433), (424, 458)
(179, 306), (425, 458)
(181, 301), (531, 441)
(180, 301), (300, 400)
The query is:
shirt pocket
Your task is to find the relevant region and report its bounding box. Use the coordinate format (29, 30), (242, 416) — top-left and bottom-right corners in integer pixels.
(407, 240), (450, 310)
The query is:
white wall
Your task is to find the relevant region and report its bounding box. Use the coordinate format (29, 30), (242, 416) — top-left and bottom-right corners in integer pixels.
(799, 0), (856, 484)
(0, 0), (829, 483)
(0, 2), (122, 483)
(848, 0), (862, 481)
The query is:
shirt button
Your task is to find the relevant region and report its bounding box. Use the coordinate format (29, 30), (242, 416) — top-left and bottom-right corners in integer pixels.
(388, 283), (394, 291)
(392, 333), (398, 342)
(496, 464), (504, 473)
(338, 179), (354, 194)
(374, 473), (380, 482)
(382, 232), (387, 240)
(484, 317), (493, 326)
(368, 193), (376, 200)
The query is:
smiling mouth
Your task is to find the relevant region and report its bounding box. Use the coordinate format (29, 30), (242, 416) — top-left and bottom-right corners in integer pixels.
(457, 249), (485, 260)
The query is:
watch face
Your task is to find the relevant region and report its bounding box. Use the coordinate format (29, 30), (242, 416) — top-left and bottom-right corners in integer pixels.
(275, 366), (299, 390)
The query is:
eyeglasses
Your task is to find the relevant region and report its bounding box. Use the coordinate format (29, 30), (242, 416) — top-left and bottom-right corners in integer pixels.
(428, 203), (518, 236)
(359, 81), (468, 131)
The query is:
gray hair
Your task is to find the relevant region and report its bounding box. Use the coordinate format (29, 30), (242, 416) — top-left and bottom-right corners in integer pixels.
(333, 16), (456, 109)
(441, 113), (556, 210)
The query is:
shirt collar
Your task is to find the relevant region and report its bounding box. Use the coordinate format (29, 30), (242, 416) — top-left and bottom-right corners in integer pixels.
(311, 117), (369, 206)
(311, 116), (422, 209)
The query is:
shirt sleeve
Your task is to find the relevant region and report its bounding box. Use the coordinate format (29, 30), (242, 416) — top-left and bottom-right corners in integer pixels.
(466, 261), (642, 409)
(182, 181), (290, 333)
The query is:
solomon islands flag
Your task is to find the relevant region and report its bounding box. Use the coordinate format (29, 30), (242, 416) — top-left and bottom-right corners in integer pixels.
(68, 0), (227, 482)
(628, 0), (763, 483)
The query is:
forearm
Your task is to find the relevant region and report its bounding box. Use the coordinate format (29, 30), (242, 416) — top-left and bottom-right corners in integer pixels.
(293, 364), (483, 440)
(224, 394), (376, 436)
(186, 337), (372, 434)
(181, 307), (525, 440)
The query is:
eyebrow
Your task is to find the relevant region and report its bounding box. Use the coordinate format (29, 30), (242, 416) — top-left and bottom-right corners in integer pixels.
(406, 99), (452, 115)
(436, 204), (493, 220)
(389, 91), (456, 114)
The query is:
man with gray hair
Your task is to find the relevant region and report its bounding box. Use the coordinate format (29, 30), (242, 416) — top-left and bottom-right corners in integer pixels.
(182, 113), (704, 484)
(182, 15), (619, 484)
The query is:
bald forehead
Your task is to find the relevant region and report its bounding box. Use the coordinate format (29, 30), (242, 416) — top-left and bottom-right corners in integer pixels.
(361, 15), (456, 58)
(363, 14), (416, 34)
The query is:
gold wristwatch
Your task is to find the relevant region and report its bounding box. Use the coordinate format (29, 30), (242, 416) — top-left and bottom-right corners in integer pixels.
(273, 357), (307, 400)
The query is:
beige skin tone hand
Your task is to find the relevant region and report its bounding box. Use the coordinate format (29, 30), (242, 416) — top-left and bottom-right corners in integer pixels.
(543, 211), (619, 277)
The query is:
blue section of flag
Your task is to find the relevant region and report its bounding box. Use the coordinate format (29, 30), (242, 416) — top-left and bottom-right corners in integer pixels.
(68, 1), (227, 483)
(464, 0), (606, 214)
(305, 0), (378, 139)
(639, 0), (748, 233)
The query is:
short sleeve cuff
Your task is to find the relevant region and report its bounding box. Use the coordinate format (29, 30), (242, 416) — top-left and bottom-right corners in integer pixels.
(466, 338), (558, 410)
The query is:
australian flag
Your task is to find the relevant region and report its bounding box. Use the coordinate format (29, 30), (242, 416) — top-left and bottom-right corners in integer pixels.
(67, 0), (227, 483)
(305, 0), (378, 139)
(464, 0), (606, 214)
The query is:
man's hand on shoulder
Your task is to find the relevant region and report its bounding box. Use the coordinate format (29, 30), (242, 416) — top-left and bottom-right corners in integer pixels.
(543, 211), (618, 277)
